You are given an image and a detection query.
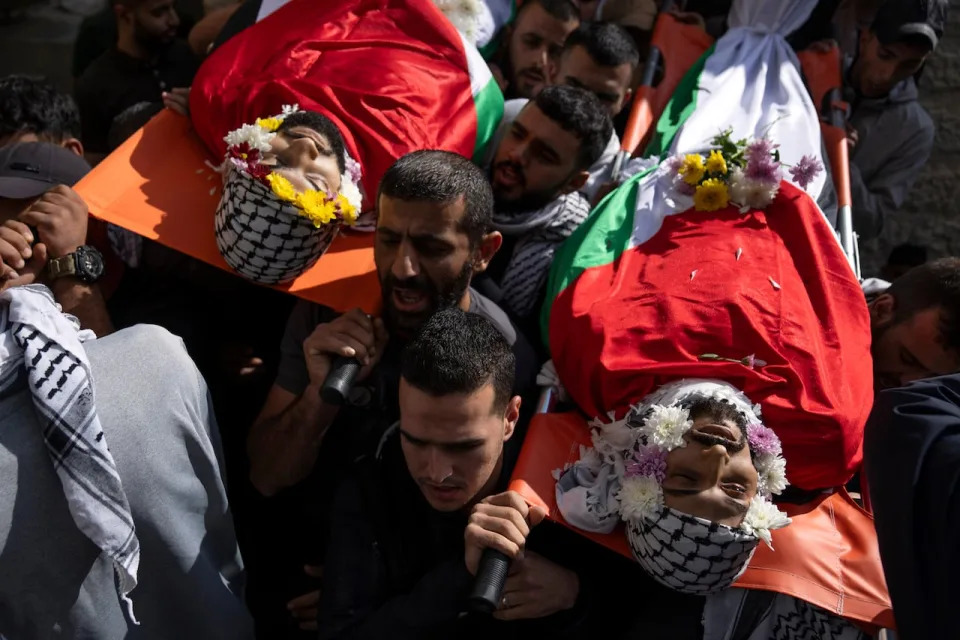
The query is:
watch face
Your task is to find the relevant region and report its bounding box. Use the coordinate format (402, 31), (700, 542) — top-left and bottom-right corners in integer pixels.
(76, 246), (105, 282)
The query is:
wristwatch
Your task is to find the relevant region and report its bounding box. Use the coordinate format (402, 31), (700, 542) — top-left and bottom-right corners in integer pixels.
(46, 245), (105, 283)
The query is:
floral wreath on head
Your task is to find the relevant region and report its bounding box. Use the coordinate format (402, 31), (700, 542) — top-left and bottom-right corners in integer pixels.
(585, 379), (791, 547)
(221, 104), (363, 228)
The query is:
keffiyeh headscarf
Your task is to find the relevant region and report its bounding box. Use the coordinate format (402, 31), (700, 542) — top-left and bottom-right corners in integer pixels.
(555, 379), (791, 595)
(0, 285), (140, 621)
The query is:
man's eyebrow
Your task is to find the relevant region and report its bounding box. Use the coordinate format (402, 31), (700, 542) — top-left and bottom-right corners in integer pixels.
(398, 429), (483, 448)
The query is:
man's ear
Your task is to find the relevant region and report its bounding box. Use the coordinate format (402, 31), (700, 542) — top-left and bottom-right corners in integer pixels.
(502, 395), (522, 442)
(62, 138), (84, 158)
(870, 293), (896, 327)
(562, 169), (590, 195)
(472, 230), (503, 274)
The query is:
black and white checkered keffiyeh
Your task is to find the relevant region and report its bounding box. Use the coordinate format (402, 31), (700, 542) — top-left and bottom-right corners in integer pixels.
(0, 285), (140, 621)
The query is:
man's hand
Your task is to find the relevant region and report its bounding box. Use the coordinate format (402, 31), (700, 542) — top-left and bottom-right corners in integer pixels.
(464, 491), (547, 576)
(493, 551), (579, 621)
(302, 308), (388, 388)
(162, 87), (191, 116)
(846, 123), (859, 150)
(18, 186), (88, 259)
(286, 565), (323, 631)
(669, 10), (707, 30)
(0, 220), (35, 277)
(1, 243), (48, 292)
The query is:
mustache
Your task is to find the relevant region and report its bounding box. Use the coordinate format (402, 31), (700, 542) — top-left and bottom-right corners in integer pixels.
(493, 160), (525, 183)
(519, 66), (545, 80)
(688, 429), (747, 454)
(383, 273), (436, 295)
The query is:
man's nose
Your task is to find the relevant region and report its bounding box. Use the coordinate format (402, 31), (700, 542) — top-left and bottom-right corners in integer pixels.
(391, 243), (418, 279)
(425, 447), (452, 483)
(702, 445), (731, 483)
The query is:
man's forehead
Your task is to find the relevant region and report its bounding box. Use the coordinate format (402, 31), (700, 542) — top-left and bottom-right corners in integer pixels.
(515, 104), (582, 156)
(377, 195), (467, 234)
(400, 382), (499, 433)
(907, 307), (960, 373)
(515, 2), (577, 38)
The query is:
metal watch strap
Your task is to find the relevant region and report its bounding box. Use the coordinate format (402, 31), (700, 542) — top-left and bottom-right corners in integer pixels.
(47, 254), (78, 280)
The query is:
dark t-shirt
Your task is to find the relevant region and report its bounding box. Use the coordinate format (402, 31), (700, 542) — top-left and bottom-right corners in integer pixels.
(74, 40), (198, 153)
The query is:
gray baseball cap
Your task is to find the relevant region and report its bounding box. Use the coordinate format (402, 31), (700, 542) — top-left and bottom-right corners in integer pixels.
(0, 142), (91, 199)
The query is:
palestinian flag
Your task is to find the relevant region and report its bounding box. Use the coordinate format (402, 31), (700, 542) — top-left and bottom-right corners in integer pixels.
(540, 0), (873, 491)
(192, 0), (505, 200)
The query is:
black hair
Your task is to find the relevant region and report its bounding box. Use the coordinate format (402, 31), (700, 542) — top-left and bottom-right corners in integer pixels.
(683, 396), (748, 431)
(563, 21), (640, 69)
(532, 84), (613, 169)
(107, 101), (163, 151)
(378, 150), (493, 248)
(0, 75), (81, 143)
(278, 110), (346, 173)
(886, 257), (960, 354)
(886, 242), (928, 268)
(401, 308), (516, 413)
(518, 0), (579, 23)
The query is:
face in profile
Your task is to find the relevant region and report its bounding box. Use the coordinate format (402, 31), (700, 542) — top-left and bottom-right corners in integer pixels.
(490, 103), (584, 213)
(661, 412), (759, 528)
(554, 45), (633, 117)
(507, 3), (579, 99)
(853, 31), (930, 99)
(870, 294), (959, 390)
(260, 126), (343, 195)
(374, 194), (476, 339)
(399, 380), (520, 512)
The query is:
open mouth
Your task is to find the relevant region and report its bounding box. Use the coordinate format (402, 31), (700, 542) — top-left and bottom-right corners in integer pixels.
(494, 163), (522, 189)
(391, 287), (429, 313)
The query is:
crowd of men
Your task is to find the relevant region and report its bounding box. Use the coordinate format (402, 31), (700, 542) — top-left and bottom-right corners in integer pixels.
(1, 0), (959, 638)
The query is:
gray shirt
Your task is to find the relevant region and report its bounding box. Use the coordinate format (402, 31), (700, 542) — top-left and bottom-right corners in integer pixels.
(0, 325), (253, 639)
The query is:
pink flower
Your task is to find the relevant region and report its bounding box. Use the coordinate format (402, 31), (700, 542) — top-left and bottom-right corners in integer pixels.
(745, 157), (782, 186)
(747, 423), (782, 458)
(665, 154), (685, 174)
(625, 447), (668, 483)
(789, 154), (824, 189)
(745, 138), (777, 164)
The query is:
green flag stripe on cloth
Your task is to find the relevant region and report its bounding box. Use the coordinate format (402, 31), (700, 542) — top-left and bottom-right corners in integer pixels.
(644, 44), (714, 158)
(460, 30), (505, 163)
(540, 165), (657, 342)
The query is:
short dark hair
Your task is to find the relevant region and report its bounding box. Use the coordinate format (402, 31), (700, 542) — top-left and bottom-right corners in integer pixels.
(519, 0), (579, 23)
(401, 308), (516, 413)
(107, 101), (163, 151)
(378, 150), (494, 247)
(0, 75), (81, 143)
(563, 21), (640, 69)
(279, 110), (346, 173)
(532, 85), (613, 169)
(887, 257), (960, 354)
(887, 242), (928, 268)
(683, 396), (748, 431)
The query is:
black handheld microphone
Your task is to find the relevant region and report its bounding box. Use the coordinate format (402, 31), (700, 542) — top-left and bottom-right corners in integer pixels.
(320, 356), (362, 405)
(467, 549), (511, 614)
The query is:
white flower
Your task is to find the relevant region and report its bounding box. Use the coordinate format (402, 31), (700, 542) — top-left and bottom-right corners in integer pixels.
(433, 0), (482, 42)
(339, 177), (363, 210)
(223, 123), (276, 154)
(729, 167), (779, 212)
(578, 445), (602, 472)
(639, 405), (691, 451)
(741, 495), (791, 548)
(617, 475), (663, 522)
(756, 455), (788, 496)
(281, 104), (300, 117)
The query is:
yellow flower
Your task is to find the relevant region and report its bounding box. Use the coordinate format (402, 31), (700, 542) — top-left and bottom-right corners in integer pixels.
(266, 172), (297, 203)
(335, 194), (358, 226)
(693, 178), (730, 212)
(256, 117), (283, 132)
(705, 150), (727, 175)
(296, 189), (337, 227)
(679, 153), (706, 185)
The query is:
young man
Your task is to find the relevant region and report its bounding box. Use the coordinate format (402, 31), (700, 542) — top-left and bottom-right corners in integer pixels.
(74, 0), (198, 154)
(0, 284), (252, 638)
(0, 75), (85, 156)
(491, 0), (580, 100)
(845, 0), (947, 239)
(317, 308), (604, 639)
(480, 85), (611, 338)
(869, 257), (960, 390)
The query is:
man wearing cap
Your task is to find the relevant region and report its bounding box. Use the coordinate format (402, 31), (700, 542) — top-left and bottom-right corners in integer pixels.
(845, 0), (947, 239)
(0, 143), (113, 336)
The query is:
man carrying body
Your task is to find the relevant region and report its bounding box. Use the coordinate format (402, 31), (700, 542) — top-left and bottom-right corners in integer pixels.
(845, 0), (947, 239)
(479, 85), (611, 343)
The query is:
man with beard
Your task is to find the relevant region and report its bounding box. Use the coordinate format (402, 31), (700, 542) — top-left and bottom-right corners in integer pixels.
(74, 0), (198, 154)
(869, 257), (960, 391)
(490, 0), (580, 100)
(477, 85), (611, 346)
(246, 150), (537, 634)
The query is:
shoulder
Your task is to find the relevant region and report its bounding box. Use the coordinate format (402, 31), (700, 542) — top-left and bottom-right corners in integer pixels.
(468, 288), (518, 345)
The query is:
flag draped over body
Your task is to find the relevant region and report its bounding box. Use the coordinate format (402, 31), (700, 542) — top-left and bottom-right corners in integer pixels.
(542, 0), (872, 491)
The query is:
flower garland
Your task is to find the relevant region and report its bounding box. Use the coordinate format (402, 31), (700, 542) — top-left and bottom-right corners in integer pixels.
(667, 128), (824, 213)
(579, 384), (791, 547)
(221, 105), (362, 228)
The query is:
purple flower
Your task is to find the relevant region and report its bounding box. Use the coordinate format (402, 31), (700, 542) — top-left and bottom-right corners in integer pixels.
(745, 157), (782, 186)
(789, 154), (824, 189)
(665, 154), (684, 173)
(747, 423), (782, 458)
(345, 155), (363, 185)
(745, 138), (777, 163)
(672, 174), (697, 196)
(625, 448), (668, 483)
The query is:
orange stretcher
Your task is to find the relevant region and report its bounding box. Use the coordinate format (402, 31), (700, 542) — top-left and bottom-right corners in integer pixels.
(73, 110), (380, 314)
